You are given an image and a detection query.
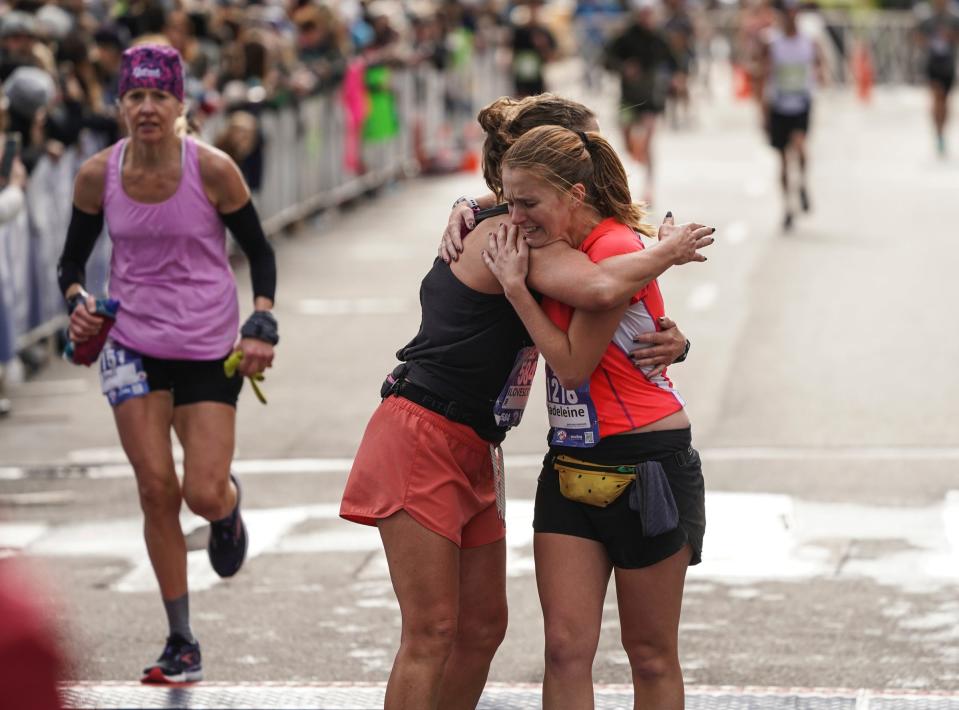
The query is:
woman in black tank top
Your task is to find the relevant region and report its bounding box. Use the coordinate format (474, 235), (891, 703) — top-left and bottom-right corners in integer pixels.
(339, 93), (714, 708)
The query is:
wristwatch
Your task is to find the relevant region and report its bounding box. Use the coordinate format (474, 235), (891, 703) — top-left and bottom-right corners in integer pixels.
(673, 339), (691, 364)
(452, 195), (481, 214)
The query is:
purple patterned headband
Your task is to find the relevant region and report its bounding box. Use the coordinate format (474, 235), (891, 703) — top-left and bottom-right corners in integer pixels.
(118, 44), (184, 101)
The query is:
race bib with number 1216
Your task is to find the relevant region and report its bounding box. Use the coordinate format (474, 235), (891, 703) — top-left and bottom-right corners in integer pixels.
(546, 365), (600, 448)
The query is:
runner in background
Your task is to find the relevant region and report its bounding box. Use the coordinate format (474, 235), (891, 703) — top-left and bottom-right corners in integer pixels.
(56, 44), (277, 684)
(604, 0), (679, 206)
(509, 0), (558, 98)
(759, 0), (824, 232)
(914, 0), (959, 157)
(662, 0), (697, 128)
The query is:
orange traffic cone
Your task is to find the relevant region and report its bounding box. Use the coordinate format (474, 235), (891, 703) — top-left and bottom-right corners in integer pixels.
(460, 147), (480, 172)
(852, 41), (874, 104)
(733, 63), (753, 101)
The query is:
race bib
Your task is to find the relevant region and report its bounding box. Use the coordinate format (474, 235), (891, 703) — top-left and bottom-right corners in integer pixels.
(513, 51), (542, 81)
(546, 366), (600, 448)
(776, 62), (809, 95)
(99, 342), (150, 406)
(493, 346), (538, 429)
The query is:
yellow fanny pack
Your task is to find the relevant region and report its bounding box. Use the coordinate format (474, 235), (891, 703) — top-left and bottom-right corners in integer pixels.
(554, 455), (637, 508)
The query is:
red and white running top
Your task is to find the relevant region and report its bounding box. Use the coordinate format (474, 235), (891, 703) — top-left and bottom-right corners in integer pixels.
(541, 218), (686, 442)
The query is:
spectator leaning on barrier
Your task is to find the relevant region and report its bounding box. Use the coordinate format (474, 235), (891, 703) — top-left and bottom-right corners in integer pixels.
(291, 3), (350, 95)
(0, 11), (43, 81)
(2, 65), (56, 173)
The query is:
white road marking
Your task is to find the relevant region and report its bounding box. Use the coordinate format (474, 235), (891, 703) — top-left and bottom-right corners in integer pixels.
(9, 446), (959, 481)
(296, 298), (410, 315)
(5, 493), (959, 593)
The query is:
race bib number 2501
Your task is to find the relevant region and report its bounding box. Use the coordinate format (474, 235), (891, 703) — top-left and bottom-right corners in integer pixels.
(546, 366), (600, 448)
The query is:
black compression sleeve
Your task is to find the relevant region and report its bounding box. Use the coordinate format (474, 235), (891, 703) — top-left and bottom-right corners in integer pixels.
(57, 206), (104, 296)
(220, 200), (276, 302)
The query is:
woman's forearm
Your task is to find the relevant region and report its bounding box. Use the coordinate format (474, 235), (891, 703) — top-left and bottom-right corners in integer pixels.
(504, 286), (581, 384)
(529, 238), (677, 312)
(590, 240), (677, 308)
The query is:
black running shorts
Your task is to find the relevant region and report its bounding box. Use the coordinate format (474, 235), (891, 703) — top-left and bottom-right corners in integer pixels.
(533, 428), (706, 569)
(768, 108), (810, 151)
(927, 61), (955, 95)
(141, 352), (243, 407)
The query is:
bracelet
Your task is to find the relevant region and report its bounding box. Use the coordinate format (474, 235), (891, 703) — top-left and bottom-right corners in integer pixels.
(452, 196), (481, 214)
(240, 310), (279, 345)
(673, 339), (691, 364)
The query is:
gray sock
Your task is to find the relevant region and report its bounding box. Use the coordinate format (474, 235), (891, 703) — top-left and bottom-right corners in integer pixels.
(162, 594), (195, 643)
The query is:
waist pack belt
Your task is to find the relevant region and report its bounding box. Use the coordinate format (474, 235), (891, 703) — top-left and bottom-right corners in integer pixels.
(554, 455), (636, 508)
(554, 453), (681, 537)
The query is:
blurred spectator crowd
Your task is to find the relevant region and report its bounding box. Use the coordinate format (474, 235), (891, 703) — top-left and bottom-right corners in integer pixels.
(0, 0), (532, 181)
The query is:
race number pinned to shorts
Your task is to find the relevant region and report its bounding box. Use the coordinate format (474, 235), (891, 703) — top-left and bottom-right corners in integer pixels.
(546, 365), (600, 448)
(493, 346), (538, 429)
(99, 341), (149, 406)
(490, 444), (506, 522)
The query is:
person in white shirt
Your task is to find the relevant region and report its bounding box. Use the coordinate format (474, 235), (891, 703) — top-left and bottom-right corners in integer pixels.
(759, 0), (824, 232)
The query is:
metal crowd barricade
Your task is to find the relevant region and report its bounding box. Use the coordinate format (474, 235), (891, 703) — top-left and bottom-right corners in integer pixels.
(0, 51), (511, 374)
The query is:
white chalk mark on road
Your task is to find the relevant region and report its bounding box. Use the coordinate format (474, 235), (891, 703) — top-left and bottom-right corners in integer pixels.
(5, 494), (959, 593)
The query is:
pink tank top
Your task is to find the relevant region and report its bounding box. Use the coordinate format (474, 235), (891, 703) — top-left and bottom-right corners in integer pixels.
(103, 136), (239, 360)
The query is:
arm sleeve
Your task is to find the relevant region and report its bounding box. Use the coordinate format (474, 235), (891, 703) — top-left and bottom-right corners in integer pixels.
(56, 206), (104, 296)
(219, 200), (277, 303)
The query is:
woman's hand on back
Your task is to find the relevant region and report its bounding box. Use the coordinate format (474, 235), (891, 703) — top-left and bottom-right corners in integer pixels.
(438, 203), (476, 263)
(482, 223), (529, 299)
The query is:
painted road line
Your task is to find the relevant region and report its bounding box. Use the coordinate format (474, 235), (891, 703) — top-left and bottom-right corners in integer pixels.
(6, 493), (959, 593)
(59, 682), (959, 709)
(10, 446), (959, 481)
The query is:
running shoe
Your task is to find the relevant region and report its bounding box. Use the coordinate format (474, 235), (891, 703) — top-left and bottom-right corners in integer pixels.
(783, 212), (794, 232)
(208, 473), (248, 578)
(141, 634), (202, 684)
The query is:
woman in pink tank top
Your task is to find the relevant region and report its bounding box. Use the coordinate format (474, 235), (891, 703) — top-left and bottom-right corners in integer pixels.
(56, 45), (278, 684)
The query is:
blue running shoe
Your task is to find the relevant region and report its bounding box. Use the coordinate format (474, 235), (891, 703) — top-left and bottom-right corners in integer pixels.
(208, 473), (248, 578)
(141, 634), (202, 684)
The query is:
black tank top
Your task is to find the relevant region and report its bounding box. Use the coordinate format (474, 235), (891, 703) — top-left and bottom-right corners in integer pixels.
(396, 257), (533, 419)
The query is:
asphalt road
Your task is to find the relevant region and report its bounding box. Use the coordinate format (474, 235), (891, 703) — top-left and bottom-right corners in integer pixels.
(2, 69), (959, 705)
